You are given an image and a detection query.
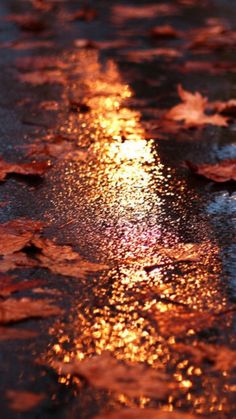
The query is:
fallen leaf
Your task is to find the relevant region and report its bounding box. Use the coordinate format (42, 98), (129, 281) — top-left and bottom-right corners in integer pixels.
(166, 85), (228, 127)
(25, 141), (88, 161)
(0, 276), (44, 297)
(150, 25), (180, 39)
(18, 70), (65, 85)
(6, 390), (45, 412)
(32, 236), (108, 278)
(186, 160), (236, 182)
(0, 326), (37, 341)
(0, 219), (44, 255)
(6, 14), (47, 32)
(0, 158), (50, 182)
(174, 342), (236, 372)
(214, 99), (236, 117)
(112, 4), (178, 23)
(124, 48), (181, 63)
(95, 408), (199, 419)
(158, 242), (210, 262)
(153, 305), (216, 337)
(0, 252), (38, 273)
(53, 351), (177, 399)
(0, 298), (61, 324)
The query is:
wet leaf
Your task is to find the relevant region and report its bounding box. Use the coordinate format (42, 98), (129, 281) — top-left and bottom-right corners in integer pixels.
(6, 390), (45, 412)
(0, 252), (38, 273)
(153, 305), (216, 337)
(0, 219), (44, 255)
(53, 351), (177, 399)
(174, 342), (236, 371)
(166, 85), (228, 127)
(32, 236), (108, 278)
(124, 48), (181, 63)
(25, 140), (88, 161)
(0, 158), (50, 182)
(18, 70), (65, 85)
(187, 160), (236, 182)
(0, 297), (61, 324)
(150, 25), (180, 39)
(6, 14), (47, 32)
(0, 276), (44, 297)
(158, 242), (211, 262)
(96, 408), (199, 419)
(0, 326), (37, 341)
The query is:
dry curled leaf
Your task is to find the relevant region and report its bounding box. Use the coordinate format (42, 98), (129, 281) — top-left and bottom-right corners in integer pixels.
(187, 160), (236, 182)
(96, 408), (199, 419)
(0, 219), (44, 256)
(166, 85), (228, 127)
(0, 326), (37, 341)
(0, 158), (50, 182)
(53, 352), (177, 399)
(6, 390), (45, 412)
(0, 298), (61, 324)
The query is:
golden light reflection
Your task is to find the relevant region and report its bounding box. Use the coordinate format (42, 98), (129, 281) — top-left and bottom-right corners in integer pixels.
(47, 49), (231, 414)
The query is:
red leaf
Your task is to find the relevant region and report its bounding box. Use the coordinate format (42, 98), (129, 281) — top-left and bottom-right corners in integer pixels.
(187, 160), (236, 182)
(0, 158), (50, 182)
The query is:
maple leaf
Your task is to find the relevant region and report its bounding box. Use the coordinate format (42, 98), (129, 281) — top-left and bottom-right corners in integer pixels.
(0, 219), (44, 255)
(187, 160), (236, 182)
(6, 390), (45, 412)
(53, 351), (177, 399)
(0, 298), (61, 324)
(165, 85), (228, 127)
(95, 408), (199, 419)
(25, 140), (89, 161)
(0, 158), (50, 182)
(0, 327), (37, 341)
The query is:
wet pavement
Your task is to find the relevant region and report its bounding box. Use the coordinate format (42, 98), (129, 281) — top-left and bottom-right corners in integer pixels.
(0, 0), (235, 418)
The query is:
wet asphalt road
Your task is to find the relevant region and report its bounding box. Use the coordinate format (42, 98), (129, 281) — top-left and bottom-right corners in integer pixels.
(0, 0), (236, 418)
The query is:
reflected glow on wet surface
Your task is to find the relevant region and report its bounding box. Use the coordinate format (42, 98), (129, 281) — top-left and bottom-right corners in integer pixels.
(46, 50), (233, 415)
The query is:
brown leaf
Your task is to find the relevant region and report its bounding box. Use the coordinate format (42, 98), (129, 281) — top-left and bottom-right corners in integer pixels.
(32, 236), (108, 278)
(95, 408), (199, 419)
(187, 160), (236, 182)
(0, 298), (61, 324)
(65, 7), (98, 22)
(0, 326), (37, 341)
(25, 141), (88, 161)
(153, 305), (216, 337)
(0, 219), (44, 256)
(174, 342), (236, 372)
(0, 276), (44, 297)
(150, 25), (180, 39)
(0, 252), (38, 273)
(6, 14), (47, 32)
(0, 158), (50, 182)
(158, 242), (211, 262)
(53, 351), (177, 399)
(6, 390), (45, 412)
(124, 48), (181, 63)
(166, 85), (228, 127)
(18, 70), (65, 85)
